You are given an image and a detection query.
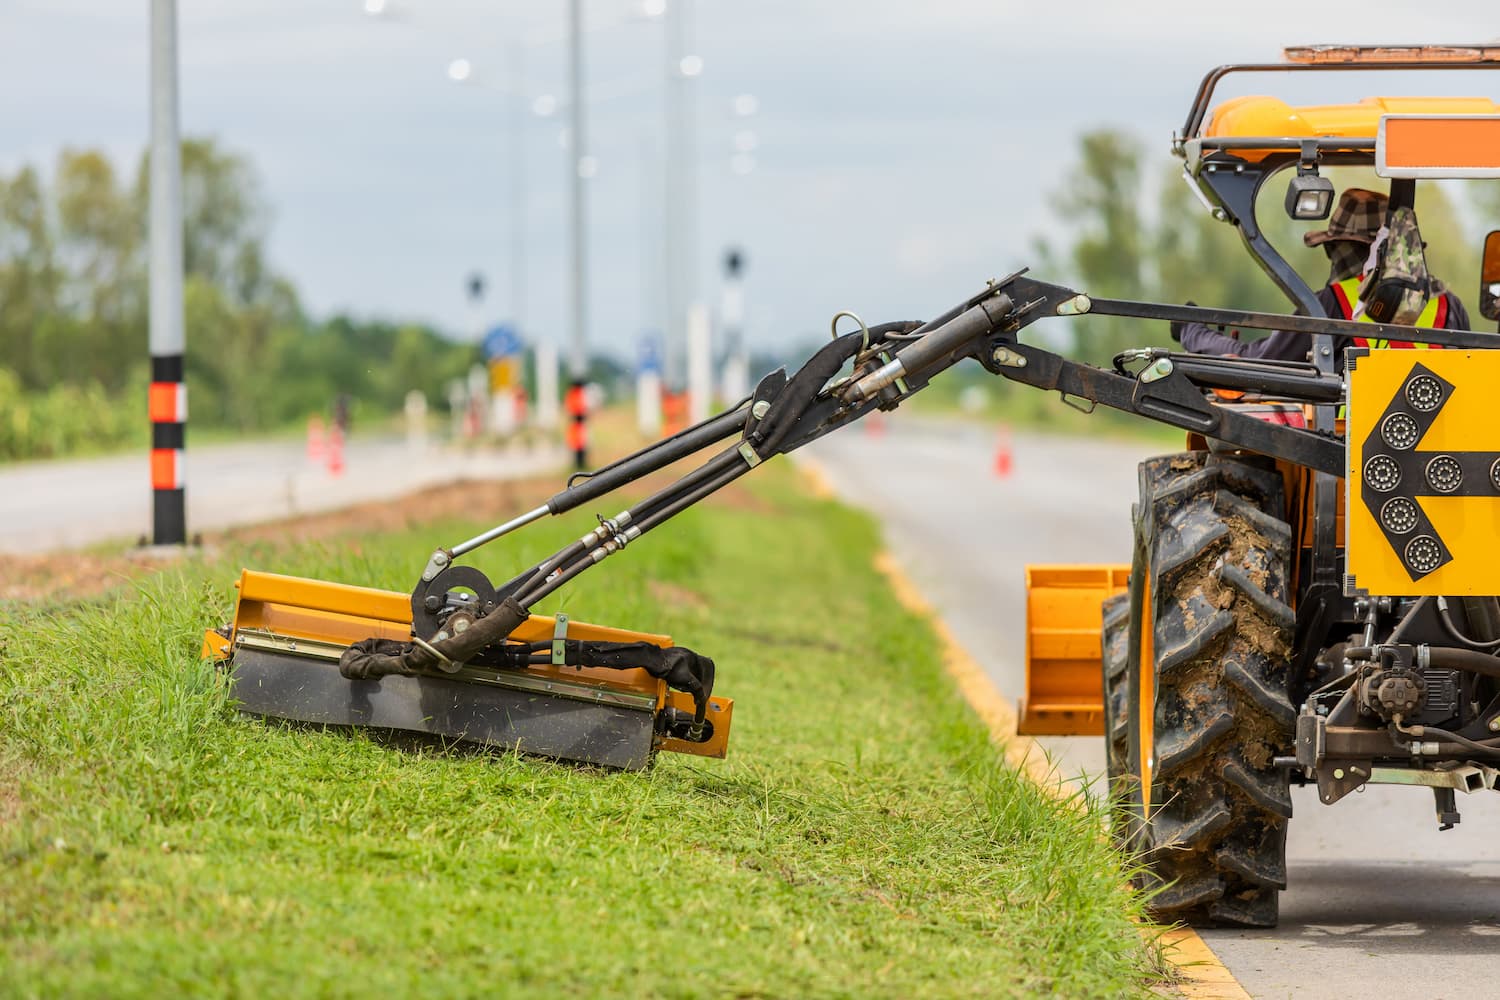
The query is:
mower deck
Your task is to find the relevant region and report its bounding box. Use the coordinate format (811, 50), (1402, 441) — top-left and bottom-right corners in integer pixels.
(204, 570), (732, 769)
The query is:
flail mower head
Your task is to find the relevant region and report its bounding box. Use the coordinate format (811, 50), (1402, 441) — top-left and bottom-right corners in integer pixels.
(205, 569), (731, 770)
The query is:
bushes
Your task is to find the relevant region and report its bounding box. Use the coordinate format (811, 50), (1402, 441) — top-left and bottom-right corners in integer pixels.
(0, 368), (145, 461)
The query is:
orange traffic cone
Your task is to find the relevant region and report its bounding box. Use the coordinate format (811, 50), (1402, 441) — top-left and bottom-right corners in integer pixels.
(993, 425), (1013, 479)
(662, 391), (687, 438)
(326, 424), (345, 477)
(306, 415), (326, 462)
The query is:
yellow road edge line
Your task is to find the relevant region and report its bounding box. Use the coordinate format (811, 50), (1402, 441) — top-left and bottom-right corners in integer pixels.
(1156, 928), (1253, 1000)
(799, 461), (1249, 1000)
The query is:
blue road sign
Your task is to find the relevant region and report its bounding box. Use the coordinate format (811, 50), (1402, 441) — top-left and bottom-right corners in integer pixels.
(483, 324), (523, 360)
(637, 333), (662, 374)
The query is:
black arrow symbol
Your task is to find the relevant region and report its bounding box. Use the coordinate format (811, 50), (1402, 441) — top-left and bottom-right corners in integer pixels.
(1359, 362), (1500, 581)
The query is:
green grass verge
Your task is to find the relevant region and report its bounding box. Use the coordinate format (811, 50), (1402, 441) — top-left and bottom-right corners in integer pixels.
(0, 464), (1156, 998)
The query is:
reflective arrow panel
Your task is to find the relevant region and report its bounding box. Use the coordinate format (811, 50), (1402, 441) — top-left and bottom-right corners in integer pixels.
(1347, 349), (1500, 597)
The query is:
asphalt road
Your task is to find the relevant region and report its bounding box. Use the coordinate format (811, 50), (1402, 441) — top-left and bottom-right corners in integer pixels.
(0, 436), (565, 554)
(804, 413), (1500, 998)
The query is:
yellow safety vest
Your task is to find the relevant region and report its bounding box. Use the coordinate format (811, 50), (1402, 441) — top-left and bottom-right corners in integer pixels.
(1330, 277), (1446, 349)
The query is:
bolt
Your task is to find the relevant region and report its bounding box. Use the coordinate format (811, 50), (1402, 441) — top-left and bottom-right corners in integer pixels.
(1055, 294), (1092, 317)
(751, 400), (770, 420)
(452, 618), (469, 633)
(1320, 346), (1332, 357)
(1139, 357), (1175, 383)
(424, 595), (442, 612)
(433, 551), (448, 566)
(1489, 716), (1500, 733)
(1333, 767), (1345, 779)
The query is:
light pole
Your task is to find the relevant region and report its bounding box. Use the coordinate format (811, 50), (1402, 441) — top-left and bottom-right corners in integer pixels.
(565, 0), (590, 470)
(720, 248), (748, 404)
(447, 53), (534, 339)
(661, 0), (694, 393)
(661, 8), (755, 418)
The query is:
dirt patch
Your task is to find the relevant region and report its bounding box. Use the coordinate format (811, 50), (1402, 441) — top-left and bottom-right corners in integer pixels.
(1, 454), (777, 605)
(646, 580), (708, 611)
(0, 755), (25, 831)
(226, 476), (557, 548)
(0, 551), (153, 605)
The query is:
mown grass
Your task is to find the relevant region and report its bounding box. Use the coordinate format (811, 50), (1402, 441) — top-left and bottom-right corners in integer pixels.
(0, 464), (1156, 998)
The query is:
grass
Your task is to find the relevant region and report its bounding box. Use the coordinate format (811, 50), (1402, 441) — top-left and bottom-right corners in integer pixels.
(0, 463), (1157, 998)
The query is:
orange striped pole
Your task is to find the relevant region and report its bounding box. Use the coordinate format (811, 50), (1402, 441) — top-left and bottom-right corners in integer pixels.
(148, 357), (186, 543)
(565, 380), (588, 470)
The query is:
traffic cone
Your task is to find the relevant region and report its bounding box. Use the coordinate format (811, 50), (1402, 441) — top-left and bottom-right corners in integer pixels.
(306, 415), (326, 462)
(993, 425), (1013, 479)
(662, 391), (687, 438)
(326, 424), (345, 477)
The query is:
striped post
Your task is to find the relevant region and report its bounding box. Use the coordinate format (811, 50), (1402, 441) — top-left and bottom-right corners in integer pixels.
(566, 380), (588, 471)
(148, 0), (186, 545)
(148, 359), (186, 542)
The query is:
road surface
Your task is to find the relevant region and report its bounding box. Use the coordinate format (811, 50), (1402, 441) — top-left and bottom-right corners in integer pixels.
(804, 414), (1500, 998)
(0, 436), (565, 554)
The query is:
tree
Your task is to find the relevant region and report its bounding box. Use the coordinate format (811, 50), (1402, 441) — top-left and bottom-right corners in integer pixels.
(1035, 130), (1161, 365)
(0, 167), (62, 386)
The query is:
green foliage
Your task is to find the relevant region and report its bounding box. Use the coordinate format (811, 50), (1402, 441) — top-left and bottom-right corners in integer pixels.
(0, 368), (145, 460)
(0, 466), (1159, 997)
(0, 141), (475, 459)
(1044, 131), (1496, 363)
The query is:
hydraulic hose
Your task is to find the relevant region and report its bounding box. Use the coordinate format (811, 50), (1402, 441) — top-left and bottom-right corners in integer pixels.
(548, 400), (748, 515)
(1425, 646), (1500, 680)
(513, 446), (745, 601)
(340, 596), (531, 679)
(520, 459), (749, 607)
(1436, 597), (1500, 651)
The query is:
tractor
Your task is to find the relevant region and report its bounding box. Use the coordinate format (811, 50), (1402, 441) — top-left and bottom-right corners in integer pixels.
(207, 44), (1500, 928)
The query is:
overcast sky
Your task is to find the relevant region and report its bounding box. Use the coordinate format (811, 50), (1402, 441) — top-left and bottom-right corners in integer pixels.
(4, 1), (1497, 362)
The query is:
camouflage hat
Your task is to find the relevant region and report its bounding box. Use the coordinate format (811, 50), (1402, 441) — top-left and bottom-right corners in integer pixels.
(1303, 188), (1388, 247)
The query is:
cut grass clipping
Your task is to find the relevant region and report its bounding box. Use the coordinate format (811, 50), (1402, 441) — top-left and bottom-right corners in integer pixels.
(0, 465), (1155, 997)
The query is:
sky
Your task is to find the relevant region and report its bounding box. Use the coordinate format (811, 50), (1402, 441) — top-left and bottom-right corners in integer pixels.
(3, 1), (1498, 367)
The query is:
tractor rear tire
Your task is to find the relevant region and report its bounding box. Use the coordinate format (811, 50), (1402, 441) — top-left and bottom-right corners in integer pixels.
(1120, 452), (1296, 929)
(1101, 591), (1131, 809)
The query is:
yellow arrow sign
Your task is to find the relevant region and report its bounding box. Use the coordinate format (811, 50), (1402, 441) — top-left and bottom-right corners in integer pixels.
(1347, 350), (1500, 598)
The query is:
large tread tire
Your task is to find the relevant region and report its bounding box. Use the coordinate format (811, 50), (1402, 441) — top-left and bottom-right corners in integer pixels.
(1101, 591), (1132, 809)
(1125, 452), (1296, 929)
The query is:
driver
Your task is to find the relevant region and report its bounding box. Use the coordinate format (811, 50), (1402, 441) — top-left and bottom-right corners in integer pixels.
(1170, 188), (1470, 358)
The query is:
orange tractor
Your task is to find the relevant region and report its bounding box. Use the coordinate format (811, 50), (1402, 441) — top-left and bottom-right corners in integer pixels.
(210, 45), (1500, 927)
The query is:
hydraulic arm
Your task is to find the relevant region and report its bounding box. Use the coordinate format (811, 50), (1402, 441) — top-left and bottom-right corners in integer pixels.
(214, 268), (1454, 769)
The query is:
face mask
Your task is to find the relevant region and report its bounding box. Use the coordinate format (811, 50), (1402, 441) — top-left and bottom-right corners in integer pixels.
(1325, 241), (1368, 283)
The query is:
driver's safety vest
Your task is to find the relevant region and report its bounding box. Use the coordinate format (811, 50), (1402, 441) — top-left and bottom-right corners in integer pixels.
(1330, 276), (1446, 349)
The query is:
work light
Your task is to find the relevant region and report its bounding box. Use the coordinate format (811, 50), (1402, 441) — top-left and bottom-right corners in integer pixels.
(1285, 164), (1334, 220)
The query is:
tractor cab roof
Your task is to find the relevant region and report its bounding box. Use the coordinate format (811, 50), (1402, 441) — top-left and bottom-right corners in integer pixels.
(1178, 44), (1500, 166)
(1205, 95), (1500, 142)
(1174, 45), (1500, 318)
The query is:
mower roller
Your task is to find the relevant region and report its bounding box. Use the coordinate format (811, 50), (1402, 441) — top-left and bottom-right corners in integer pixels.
(210, 44), (1500, 927)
